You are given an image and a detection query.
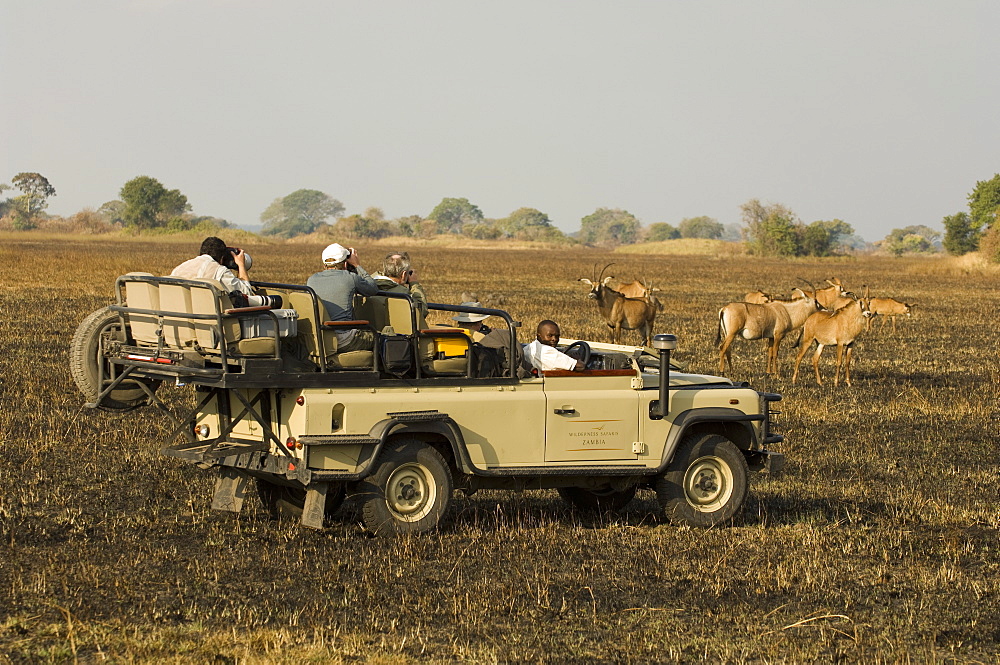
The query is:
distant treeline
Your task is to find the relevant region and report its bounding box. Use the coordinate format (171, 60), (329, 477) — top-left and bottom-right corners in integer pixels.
(4, 172), (999, 258)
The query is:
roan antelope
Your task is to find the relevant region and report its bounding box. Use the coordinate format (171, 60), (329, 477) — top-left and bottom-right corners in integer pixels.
(717, 288), (823, 375)
(579, 264), (659, 346)
(797, 277), (848, 310)
(792, 292), (873, 387)
(744, 290), (773, 304)
(867, 297), (915, 333)
(618, 279), (665, 316)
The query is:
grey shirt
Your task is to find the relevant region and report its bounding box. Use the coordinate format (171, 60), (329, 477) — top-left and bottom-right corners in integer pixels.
(306, 266), (379, 323)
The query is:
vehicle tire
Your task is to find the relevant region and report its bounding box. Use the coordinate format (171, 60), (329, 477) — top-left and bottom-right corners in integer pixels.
(557, 484), (637, 512)
(69, 306), (160, 412)
(656, 433), (748, 527)
(354, 438), (452, 536)
(255, 478), (346, 521)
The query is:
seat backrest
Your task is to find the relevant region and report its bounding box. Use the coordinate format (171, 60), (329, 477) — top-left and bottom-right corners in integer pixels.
(190, 278), (239, 351)
(356, 293), (417, 335)
(287, 289), (337, 366)
(159, 282), (196, 348)
(123, 273), (160, 346)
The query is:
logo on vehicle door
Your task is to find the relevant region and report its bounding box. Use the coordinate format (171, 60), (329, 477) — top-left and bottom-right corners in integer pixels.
(568, 420), (620, 445)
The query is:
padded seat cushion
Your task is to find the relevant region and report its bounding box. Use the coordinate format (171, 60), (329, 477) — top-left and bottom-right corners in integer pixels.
(233, 337), (277, 356)
(325, 350), (373, 369)
(425, 357), (468, 375)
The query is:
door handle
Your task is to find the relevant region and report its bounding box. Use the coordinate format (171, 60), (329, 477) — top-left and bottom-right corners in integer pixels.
(553, 408), (577, 415)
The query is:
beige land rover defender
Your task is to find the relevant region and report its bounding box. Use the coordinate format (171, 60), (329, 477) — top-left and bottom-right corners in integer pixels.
(71, 274), (784, 536)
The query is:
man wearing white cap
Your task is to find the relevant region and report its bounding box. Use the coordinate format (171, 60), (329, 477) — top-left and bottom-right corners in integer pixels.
(306, 243), (379, 353)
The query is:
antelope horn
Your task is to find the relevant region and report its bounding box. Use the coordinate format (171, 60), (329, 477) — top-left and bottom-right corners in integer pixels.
(797, 277), (818, 295)
(598, 262), (616, 282)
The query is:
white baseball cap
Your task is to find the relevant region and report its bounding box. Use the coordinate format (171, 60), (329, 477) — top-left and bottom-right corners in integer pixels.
(322, 243), (350, 265)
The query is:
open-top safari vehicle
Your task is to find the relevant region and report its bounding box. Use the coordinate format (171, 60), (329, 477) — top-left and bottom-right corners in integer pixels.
(71, 272), (784, 535)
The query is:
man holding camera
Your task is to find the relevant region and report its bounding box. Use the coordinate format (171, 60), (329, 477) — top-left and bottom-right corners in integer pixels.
(170, 236), (254, 298)
(372, 252), (428, 320)
(306, 243), (379, 353)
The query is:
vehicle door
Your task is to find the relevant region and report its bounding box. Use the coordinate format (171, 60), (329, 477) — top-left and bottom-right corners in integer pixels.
(543, 371), (639, 462)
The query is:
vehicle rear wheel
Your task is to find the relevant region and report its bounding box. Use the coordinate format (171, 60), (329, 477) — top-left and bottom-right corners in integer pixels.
(656, 433), (748, 527)
(557, 484), (637, 512)
(69, 306), (160, 412)
(255, 479), (346, 521)
(354, 438), (452, 536)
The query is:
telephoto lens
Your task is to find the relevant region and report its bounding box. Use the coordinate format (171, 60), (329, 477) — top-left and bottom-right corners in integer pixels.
(246, 294), (282, 308)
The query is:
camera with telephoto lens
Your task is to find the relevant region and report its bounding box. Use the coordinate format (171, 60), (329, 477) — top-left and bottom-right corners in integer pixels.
(229, 292), (282, 309)
(246, 294), (281, 308)
(223, 248), (252, 271)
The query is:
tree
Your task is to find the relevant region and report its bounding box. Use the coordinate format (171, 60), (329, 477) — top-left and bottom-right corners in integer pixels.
(645, 222), (680, 242)
(0, 183), (11, 219)
(428, 197), (483, 234)
(678, 216), (723, 239)
(968, 174), (1000, 232)
(797, 219), (855, 257)
(497, 207), (553, 238)
(579, 208), (641, 245)
(741, 199), (801, 256)
(942, 212), (978, 255)
(9, 172), (56, 230)
(393, 215), (423, 237)
(120, 176), (190, 230)
(98, 200), (126, 226)
(260, 189), (344, 238)
(881, 226), (936, 256)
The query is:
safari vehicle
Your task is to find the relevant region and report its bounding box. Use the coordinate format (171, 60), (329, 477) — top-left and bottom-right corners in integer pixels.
(70, 273), (784, 536)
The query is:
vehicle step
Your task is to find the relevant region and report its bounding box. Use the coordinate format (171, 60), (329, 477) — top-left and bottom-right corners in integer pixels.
(386, 410), (447, 422)
(163, 439), (270, 461)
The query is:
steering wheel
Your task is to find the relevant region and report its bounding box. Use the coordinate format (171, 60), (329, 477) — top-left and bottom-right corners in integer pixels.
(563, 340), (591, 368)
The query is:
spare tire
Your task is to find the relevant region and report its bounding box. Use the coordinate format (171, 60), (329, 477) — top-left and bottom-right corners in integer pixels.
(70, 306), (160, 412)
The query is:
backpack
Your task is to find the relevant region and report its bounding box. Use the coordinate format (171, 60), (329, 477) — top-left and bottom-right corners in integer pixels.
(470, 342), (503, 378)
(475, 329), (526, 378)
(380, 335), (413, 378)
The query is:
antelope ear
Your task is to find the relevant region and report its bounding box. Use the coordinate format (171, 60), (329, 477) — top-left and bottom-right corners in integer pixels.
(602, 276), (614, 285)
(651, 287), (661, 292)
(579, 278), (593, 285)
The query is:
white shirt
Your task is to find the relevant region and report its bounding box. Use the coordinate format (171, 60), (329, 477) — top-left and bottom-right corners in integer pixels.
(524, 340), (578, 372)
(170, 254), (254, 296)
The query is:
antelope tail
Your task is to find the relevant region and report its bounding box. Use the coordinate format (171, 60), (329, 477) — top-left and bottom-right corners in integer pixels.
(715, 309), (724, 346)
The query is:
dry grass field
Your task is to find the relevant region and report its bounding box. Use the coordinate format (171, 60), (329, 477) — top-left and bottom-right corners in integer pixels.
(1, 237), (998, 663)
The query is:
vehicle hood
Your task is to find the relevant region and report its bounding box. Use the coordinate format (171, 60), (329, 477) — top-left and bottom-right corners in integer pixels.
(641, 371), (733, 387)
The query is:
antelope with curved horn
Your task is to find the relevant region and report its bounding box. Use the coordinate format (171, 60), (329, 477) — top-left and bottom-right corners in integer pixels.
(579, 263), (659, 345)
(796, 277), (849, 310)
(717, 287), (824, 375)
(792, 289), (873, 387)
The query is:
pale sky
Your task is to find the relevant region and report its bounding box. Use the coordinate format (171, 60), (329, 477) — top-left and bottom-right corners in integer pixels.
(2, 1), (997, 241)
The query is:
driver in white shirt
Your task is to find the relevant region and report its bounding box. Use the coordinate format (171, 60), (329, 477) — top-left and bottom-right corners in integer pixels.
(524, 320), (584, 372)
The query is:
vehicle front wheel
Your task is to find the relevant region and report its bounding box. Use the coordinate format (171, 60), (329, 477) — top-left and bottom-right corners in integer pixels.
(557, 485), (637, 512)
(256, 479), (346, 522)
(354, 438), (453, 536)
(656, 433), (748, 527)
